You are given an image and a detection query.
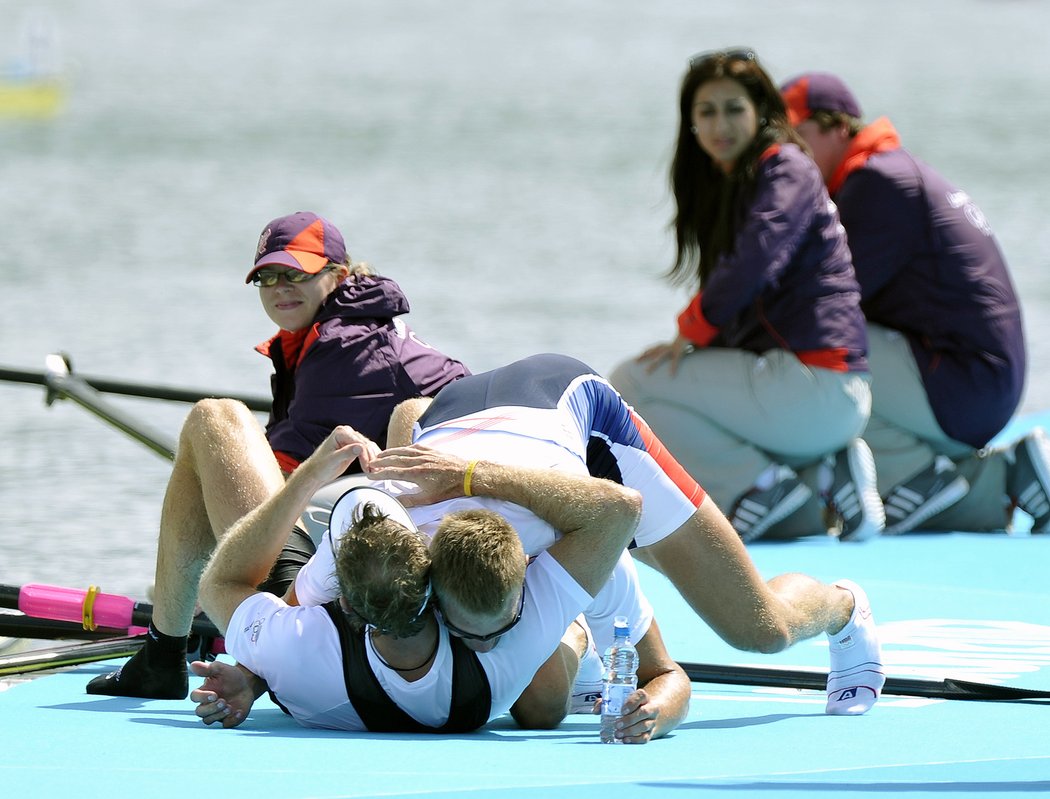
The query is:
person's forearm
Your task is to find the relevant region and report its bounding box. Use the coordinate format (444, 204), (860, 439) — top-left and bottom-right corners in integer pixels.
(470, 461), (641, 595)
(365, 445), (641, 595)
(199, 449), (341, 631)
(469, 461), (636, 540)
(208, 459), (329, 592)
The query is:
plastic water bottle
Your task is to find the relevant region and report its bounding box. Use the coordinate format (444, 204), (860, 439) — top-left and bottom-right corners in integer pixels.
(599, 615), (638, 744)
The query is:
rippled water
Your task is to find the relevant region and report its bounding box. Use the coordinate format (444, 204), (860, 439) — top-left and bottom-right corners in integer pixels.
(2, 0), (1048, 596)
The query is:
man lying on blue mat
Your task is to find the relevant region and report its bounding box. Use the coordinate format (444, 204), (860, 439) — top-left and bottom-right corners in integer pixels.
(353, 354), (885, 717)
(194, 421), (691, 738)
(218, 481), (690, 738)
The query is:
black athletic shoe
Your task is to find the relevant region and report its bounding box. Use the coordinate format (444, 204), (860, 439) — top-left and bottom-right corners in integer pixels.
(1007, 427), (1050, 532)
(883, 456), (969, 534)
(86, 641), (188, 699)
(730, 467), (812, 543)
(823, 439), (885, 542)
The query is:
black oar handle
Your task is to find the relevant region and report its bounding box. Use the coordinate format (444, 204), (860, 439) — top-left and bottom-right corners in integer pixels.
(0, 585), (18, 607)
(0, 612), (138, 641)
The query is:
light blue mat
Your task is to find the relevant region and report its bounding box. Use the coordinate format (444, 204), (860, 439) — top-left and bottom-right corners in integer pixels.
(1, 530), (1047, 799)
(3, 412), (1047, 798)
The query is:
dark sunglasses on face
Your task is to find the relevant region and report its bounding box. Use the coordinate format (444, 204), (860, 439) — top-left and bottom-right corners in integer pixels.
(689, 47), (757, 69)
(438, 588), (526, 643)
(251, 265), (336, 288)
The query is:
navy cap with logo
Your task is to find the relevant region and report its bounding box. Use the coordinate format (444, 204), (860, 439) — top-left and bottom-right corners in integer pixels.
(245, 211), (347, 283)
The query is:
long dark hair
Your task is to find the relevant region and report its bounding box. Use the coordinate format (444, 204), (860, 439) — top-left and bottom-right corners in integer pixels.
(668, 50), (806, 287)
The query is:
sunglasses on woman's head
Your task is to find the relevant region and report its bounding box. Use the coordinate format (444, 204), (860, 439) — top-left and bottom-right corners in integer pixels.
(688, 47), (757, 69)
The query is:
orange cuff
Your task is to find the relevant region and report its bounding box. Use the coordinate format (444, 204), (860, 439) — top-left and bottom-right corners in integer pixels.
(676, 293), (719, 346)
(273, 449), (301, 474)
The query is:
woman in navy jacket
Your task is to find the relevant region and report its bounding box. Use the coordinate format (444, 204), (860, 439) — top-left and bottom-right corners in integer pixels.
(87, 211), (469, 700)
(611, 50), (883, 543)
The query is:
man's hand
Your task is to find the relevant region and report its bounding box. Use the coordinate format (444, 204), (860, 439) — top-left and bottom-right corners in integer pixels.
(366, 444), (470, 507)
(601, 688), (662, 744)
(189, 660), (259, 729)
(607, 620), (690, 742)
(303, 425), (380, 484)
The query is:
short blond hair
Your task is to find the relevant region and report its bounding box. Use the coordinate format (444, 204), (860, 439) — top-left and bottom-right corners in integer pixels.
(430, 509), (525, 613)
(347, 260), (374, 277)
(809, 109), (863, 137)
(335, 502), (431, 638)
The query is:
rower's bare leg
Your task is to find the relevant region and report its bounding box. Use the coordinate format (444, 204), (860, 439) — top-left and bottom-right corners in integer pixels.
(87, 399), (284, 698)
(637, 496), (883, 714)
(153, 399), (285, 636)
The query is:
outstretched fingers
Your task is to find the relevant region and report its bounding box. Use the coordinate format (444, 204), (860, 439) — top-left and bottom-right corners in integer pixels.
(636, 336), (691, 377)
(188, 660), (252, 728)
(367, 444), (470, 505)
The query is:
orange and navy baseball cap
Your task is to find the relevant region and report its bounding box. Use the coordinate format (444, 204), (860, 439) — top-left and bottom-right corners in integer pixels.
(245, 211), (347, 284)
(780, 72), (862, 128)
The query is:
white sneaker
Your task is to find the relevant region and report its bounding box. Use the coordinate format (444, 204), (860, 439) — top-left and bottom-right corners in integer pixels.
(826, 580), (885, 715)
(1006, 427), (1050, 532)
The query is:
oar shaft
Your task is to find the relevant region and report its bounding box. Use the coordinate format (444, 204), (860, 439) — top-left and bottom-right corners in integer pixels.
(40, 355), (177, 459)
(679, 661), (1050, 701)
(0, 613), (137, 640)
(0, 363), (269, 412)
(0, 636), (145, 676)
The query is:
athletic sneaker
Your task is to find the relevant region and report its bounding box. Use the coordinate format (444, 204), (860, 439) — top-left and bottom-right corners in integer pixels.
(826, 579), (885, 715)
(883, 456), (969, 534)
(86, 638), (188, 699)
(1006, 427), (1050, 532)
(729, 467), (812, 543)
(570, 680), (604, 715)
(823, 439), (885, 542)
